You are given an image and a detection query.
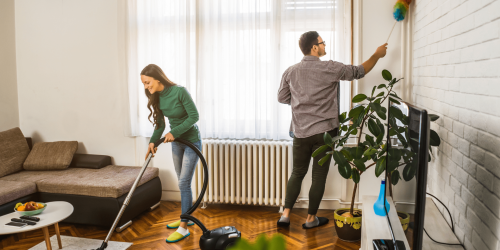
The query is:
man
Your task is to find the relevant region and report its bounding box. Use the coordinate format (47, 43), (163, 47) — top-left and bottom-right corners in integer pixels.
(277, 31), (387, 229)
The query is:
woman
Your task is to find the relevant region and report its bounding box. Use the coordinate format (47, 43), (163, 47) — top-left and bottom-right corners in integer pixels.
(141, 64), (201, 243)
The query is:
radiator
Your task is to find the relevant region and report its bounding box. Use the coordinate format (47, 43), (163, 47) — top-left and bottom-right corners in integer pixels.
(192, 139), (293, 208)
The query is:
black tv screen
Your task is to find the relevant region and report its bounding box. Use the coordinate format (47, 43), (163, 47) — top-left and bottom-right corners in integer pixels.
(386, 101), (430, 250)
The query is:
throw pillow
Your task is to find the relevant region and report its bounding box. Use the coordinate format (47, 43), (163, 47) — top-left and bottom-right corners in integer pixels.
(23, 141), (78, 170)
(0, 127), (30, 177)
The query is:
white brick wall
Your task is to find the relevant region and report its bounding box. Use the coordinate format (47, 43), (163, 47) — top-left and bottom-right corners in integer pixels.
(412, 0), (500, 249)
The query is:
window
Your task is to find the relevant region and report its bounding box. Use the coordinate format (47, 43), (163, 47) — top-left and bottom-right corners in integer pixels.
(126, 0), (352, 140)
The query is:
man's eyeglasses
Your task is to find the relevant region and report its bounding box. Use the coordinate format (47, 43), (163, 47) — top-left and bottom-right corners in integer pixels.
(312, 41), (325, 48)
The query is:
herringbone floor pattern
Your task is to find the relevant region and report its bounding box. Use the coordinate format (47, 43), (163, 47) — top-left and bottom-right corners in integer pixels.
(0, 201), (360, 249)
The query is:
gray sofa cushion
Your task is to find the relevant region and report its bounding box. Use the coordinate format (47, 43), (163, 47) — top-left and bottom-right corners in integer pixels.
(0, 128), (30, 178)
(0, 180), (37, 206)
(23, 141), (78, 170)
(35, 165), (159, 198)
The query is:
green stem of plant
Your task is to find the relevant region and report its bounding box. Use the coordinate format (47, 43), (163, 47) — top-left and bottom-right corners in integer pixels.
(349, 85), (395, 213)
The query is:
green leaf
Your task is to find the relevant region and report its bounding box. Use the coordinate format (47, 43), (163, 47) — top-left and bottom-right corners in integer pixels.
(339, 112), (347, 122)
(375, 156), (386, 177)
(349, 105), (365, 119)
(389, 148), (401, 161)
(376, 91), (385, 97)
(371, 86), (377, 97)
(403, 162), (416, 181)
(430, 130), (441, 146)
(352, 94), (367, 103)
(387, 160), (399, 172)
(382, 70), (392, 81)
(312, 145), (329, 158)
(366, 135), (376, 147)
(350, 128), (358, 135)
(338, 163), (352, 179)
(429, 114), (440, 122)
(376, 132), (384, 145)
(318, 154), (331, 166)
(352, 170), (360, 183)
(363, 147), (377, 157)
(389, 106), (404, 120)
(397, 133), (408, 147)
(355, 146), (365, 159)
(389, 97), (401, 105)
(332, 151), (348, 165)
(377, 84), (387, 89)
(332, 135), (344, 142)
(368, 119), (381, 137)
(378, 144), (387, 157)
(376, 119), (385, 138)
(389, 128), (397, 136)
(268, 234), (286, 250)
(391, 170), (400, 185)
(369, 102), (382, 113)
(324, 132), (333, 146)
(377, 110), (386, 120)
(389, 92), (401, 99)
(353, 159), (366, 172)
(341, 149), (354, 161)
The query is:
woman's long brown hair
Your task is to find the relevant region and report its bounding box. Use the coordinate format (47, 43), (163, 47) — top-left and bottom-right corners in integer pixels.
(141, 64), (176, 130)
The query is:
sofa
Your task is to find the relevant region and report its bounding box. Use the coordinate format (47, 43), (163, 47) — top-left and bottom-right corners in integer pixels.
(0, 127), (162, 231)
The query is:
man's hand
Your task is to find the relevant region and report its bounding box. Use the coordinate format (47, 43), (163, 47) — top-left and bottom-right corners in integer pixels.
(374, 43), (388, 58)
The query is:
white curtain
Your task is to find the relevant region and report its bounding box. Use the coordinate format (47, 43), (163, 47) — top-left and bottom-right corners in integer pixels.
(126, 0), (351, 140)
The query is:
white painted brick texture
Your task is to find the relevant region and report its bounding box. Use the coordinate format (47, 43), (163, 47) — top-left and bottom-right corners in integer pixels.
(412, 0), (500, 249)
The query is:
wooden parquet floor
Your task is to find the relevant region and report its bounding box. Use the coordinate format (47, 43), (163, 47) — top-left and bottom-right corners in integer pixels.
(0, 201), (361, 250)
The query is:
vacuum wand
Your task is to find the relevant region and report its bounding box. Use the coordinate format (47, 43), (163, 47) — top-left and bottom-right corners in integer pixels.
(95, 137), (165, 250)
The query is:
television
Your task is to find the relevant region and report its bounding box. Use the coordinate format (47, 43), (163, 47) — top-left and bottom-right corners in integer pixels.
(383, 101), (430, 250)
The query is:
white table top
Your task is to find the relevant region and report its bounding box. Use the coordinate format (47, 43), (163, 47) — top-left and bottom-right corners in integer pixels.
(0, 201), (74, 235)
(361, 195), (411, 250)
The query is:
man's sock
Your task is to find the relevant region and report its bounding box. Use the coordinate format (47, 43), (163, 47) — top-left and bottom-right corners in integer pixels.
(305, 216), (319, 227)
(278, 216), (290, 223)
(176, 226), (189, 236)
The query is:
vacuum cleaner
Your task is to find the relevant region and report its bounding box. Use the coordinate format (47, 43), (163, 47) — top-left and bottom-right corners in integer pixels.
(95, 137), (241, 250)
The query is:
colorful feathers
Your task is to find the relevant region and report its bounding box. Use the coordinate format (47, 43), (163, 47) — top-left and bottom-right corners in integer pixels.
(393, 0), (411, 21)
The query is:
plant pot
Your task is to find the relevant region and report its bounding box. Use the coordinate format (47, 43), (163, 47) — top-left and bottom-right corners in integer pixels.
(398, 211), (410, 234)
(334, 208), (362, 242)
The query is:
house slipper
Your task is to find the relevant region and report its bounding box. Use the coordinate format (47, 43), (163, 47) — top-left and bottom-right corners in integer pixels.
(302, 217), (329, 229)
(167, 220), (195, 229)
(277, 218), (290, 227)
(166, 231), (190, 243)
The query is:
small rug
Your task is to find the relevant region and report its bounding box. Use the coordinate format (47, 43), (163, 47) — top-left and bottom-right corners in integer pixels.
(29, 235), (132, 250)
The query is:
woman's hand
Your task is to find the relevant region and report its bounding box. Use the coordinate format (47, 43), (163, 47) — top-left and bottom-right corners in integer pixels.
(145, 143), (157, 160)
(164, 132), (175, 143)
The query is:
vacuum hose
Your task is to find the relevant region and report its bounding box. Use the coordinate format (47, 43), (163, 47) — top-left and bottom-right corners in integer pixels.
(169, 138), (210, 233)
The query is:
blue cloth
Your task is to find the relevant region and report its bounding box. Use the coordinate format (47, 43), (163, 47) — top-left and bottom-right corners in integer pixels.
(171, 140), (202, 222)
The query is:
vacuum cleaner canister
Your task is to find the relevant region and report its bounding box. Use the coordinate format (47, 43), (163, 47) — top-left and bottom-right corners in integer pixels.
(199, 226), (241, 250)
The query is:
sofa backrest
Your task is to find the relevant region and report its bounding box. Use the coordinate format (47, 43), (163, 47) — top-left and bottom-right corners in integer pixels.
(0, 127), (30, 178)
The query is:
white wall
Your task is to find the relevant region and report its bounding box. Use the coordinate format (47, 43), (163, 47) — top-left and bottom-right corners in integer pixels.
(14, 0), (136, 163)
(0, 0), (20, 131)
(357, 0), (404, 202)
(412, 0), (500, 249)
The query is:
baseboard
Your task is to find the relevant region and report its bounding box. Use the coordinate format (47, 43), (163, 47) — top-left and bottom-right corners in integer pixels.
(294, 199), (359, 210)
(161, 190), (181, 201)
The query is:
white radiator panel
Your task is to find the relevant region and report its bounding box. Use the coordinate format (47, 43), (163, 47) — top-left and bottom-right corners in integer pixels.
(193, 140), (292, 207)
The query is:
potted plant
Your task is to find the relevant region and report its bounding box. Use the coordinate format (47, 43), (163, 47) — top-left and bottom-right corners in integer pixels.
(313, 69), (442, 241)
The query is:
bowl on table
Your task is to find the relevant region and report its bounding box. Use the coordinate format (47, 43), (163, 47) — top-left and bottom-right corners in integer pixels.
(14, 202), (47, 216)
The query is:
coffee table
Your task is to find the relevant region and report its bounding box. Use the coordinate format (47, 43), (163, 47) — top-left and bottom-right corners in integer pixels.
(0, 201), (74, 250)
